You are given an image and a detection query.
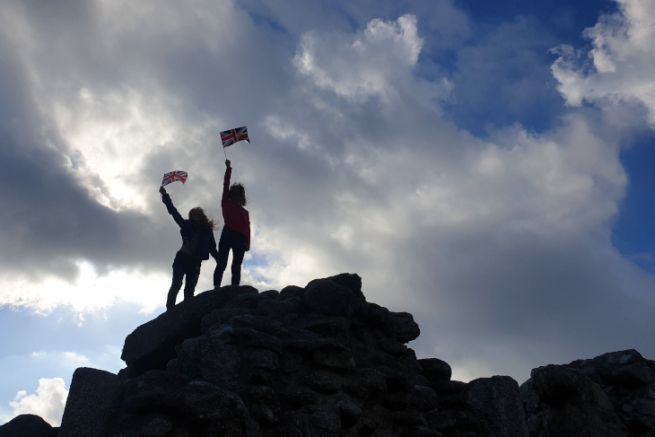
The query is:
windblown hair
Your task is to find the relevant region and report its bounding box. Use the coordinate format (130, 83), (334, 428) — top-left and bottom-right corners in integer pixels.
(188, 207), (216, 230)
(228, 183), (247, 206)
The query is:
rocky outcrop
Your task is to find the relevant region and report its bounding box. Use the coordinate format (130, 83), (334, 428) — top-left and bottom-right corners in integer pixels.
(59, 368), (122, 437)
(0, 414), (57, 437)
(120, 284), (261, 376)
(56, 273), (526, 437)
(7, 273), (653, 437)
(468, 376), (528, 437)
(521, 349), (655, 437)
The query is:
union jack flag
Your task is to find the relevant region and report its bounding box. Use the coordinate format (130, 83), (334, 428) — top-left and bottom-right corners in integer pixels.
(161, 170), (188, 187)
(220, 126), (250, 147)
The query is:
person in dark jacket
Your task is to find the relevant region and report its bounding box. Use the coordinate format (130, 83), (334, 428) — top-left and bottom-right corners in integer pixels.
(214, 159), (250, 287)
(160, 186), (219, 310)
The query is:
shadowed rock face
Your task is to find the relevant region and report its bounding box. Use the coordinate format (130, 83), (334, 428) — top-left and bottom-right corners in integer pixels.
(521, 349), (655, 437)
(60, 273), (529, 437)
(9, 273), (653, 437)
(0, 414), (57, 437)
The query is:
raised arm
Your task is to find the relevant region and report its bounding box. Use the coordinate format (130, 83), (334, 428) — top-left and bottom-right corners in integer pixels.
(222, 160), (232, 202)
(160, 186), (184, 227)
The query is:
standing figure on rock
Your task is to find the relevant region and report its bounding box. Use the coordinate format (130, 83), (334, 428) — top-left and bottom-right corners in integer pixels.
(214, 159), (250, 287)
(160, 186), (219, 310)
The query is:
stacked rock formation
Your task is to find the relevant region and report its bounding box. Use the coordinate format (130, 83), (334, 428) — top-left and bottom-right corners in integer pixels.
(522, 349), (655, 437)
(55, 273), (527, 437)
(2, 273), (653, 437)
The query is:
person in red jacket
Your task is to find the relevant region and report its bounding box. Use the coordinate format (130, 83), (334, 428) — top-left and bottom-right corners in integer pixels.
(214, 159), (250, 287)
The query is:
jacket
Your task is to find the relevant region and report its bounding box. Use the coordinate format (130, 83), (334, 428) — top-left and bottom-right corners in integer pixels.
(162, 193), (218, 260)
(222, 166), (251, 250)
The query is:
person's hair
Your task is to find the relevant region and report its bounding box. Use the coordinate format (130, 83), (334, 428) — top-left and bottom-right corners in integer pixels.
(188, 207), (215, 230)
(228, 183), (247, 206)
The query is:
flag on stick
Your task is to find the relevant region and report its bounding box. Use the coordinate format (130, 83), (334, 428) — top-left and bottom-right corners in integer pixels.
(161, 170), (188, 187)
(220, 126), (250, 147)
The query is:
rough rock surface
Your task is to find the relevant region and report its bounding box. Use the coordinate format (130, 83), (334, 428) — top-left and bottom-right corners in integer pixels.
(0, 414), (57, 437)
(521, 349), (655, 437)
(7, 273), (654, 437)
(60, 273), (527, 437)
(59, 367), (122, 437)
(468, 376), (528, 437)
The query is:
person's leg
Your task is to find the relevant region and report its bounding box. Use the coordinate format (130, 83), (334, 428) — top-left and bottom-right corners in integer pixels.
(214, 229), (230, 288)
(183, 261), (201, 301)
(230, 234), (246, 286)
(166, 254), (184, 310)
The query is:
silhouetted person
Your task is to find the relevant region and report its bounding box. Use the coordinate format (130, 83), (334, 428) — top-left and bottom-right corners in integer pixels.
(160, 186), (219, 310)
(214, 159), (250, 287)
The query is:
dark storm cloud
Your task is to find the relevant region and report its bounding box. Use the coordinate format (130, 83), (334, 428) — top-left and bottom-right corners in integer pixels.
(0, 0), (301, 280)
(0, 120), (169, 278)
(0, 34), (172, 278)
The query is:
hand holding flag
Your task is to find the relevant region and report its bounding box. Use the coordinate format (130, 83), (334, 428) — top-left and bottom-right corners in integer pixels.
(161, 170), (188, 187)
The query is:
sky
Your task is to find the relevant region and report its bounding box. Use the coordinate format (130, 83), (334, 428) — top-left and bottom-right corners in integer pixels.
(1, 0), (655, 426)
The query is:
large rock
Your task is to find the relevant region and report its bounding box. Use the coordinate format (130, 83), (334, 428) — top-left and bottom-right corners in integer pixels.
(577, 349), (654, 387)
(59, 367), (122, 437)
(108, 370), (259, 437)
(419, 358), (452, 384)
(355, 303), (420, 343)
(121, 285), (257, 375)
(520, 352), (650, 437)
(51, 274), (655, 437)
(108, 274), (444, 435)
(467, 376), (529, 437)
(0, 414), (57, 437)
(302, 274), (365, 316)
(386, 311), (420, 343)
(521, 349), (655, 436)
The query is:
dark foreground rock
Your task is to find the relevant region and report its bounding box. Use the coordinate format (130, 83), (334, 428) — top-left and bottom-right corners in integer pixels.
(59, 368), (122, 437)
(521, 349), (655, 437)
(0, 414), (57, 437)
(8, 273), (654, 437)
(58, 273), (527, 437)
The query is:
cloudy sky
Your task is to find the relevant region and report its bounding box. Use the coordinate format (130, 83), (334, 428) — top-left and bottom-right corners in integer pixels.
(2, 0), (655, 426)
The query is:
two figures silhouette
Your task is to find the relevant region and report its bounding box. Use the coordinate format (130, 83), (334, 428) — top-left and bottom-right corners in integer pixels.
(160, 159), (250, 310)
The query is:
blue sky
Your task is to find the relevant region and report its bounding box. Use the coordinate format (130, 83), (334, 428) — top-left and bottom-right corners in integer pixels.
(1, 0), (654, 426)
(615, 130), (655, 271)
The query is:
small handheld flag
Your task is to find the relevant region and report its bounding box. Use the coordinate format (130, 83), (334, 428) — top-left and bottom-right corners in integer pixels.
(220, 126), (250, 148)
(161, 170), (188, 187)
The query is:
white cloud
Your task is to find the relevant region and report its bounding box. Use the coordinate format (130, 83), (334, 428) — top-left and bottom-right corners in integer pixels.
(0, 261), (170, 314)
(0, 0), (653, 384)
(62, 352), (90, 367)
(248, 15), (655, 380)
(53, 88), (182, 212)
(294, 14), (451, 104)
(8, 378), (68, 427)
(0, 409), (11, 426)
(28, 351), (89, 367)
(552, 0), (655, 126)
